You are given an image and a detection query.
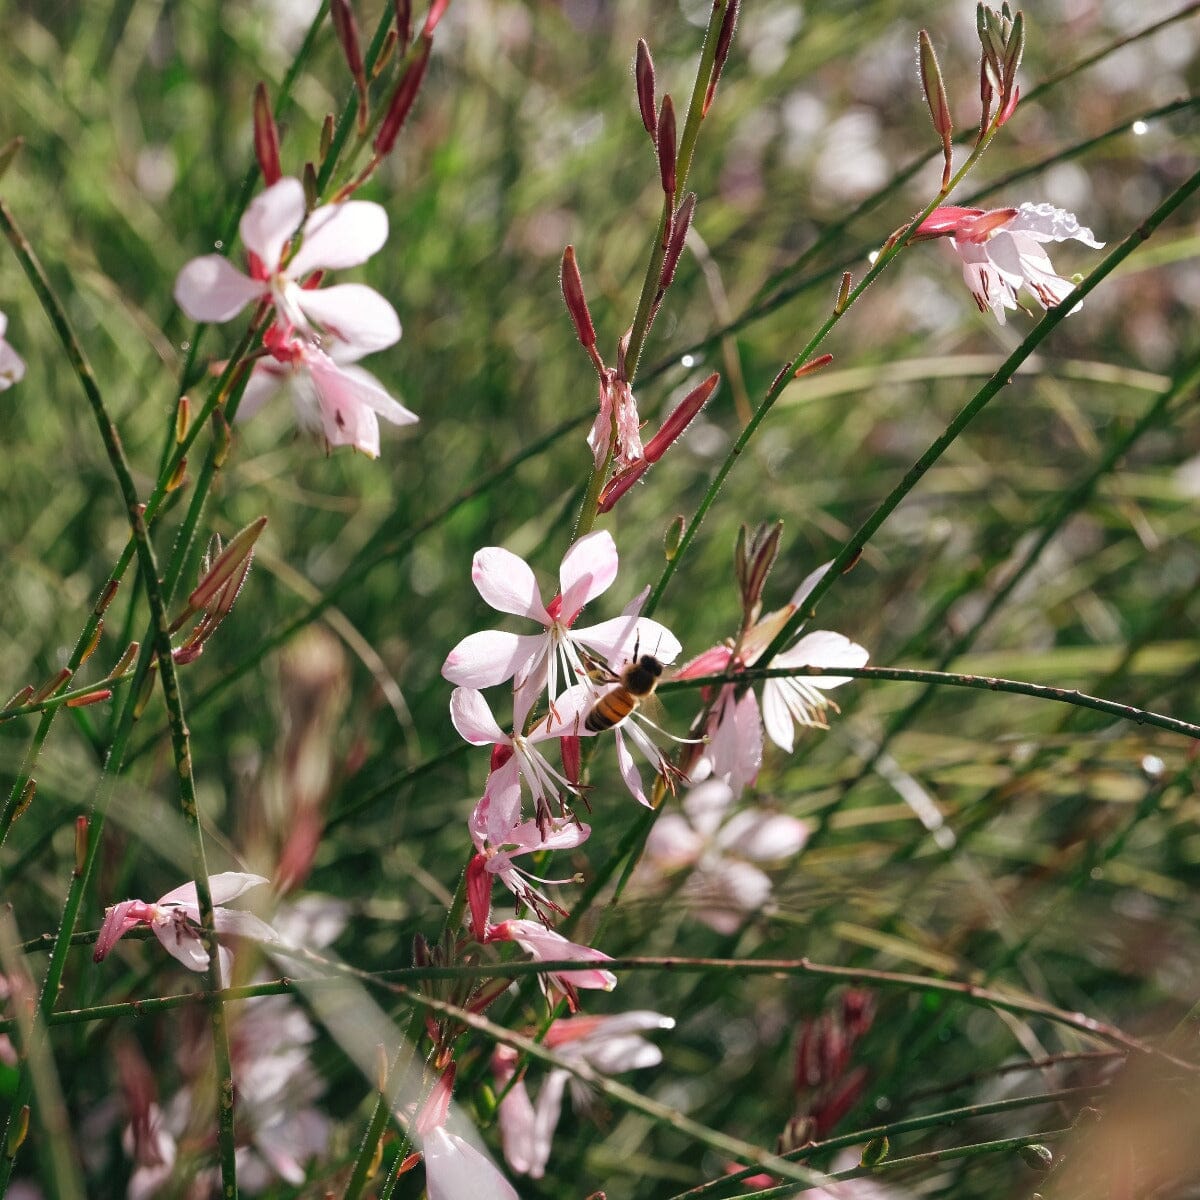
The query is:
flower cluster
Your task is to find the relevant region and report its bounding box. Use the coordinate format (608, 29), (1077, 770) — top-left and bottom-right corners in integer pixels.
(174, 176), (417, 457)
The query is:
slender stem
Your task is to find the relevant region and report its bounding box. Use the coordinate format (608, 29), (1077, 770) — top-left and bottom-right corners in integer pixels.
(660, 664), (1200, 741)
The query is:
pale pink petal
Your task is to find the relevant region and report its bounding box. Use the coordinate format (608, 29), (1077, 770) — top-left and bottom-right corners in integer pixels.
(289, 200), (389, 275)
(682, 779), (734, 840)
(644, 813), (704, 867)
(773, 630), (869, 681)
(613, 728), (648, 806)
(534, 683), (593, 739)
(789, 560), (834, 608)
(496, 1077), (547, 1178)
(674, 643), (734, 680)
(0, 336), (26, 391)
(211, 909), (280, 945)
(557, 530), (618, 622)
(574, 615), (682, 667)
(496, 817), (590, 856)
(158, 871), (268, 909)
(294, 284), (401, 352)
(484, 758), (524, 846)
(173, 256), (264, 323)
(335, 364), (419, 424)
(422, 1126), (519, 1200)
(690, 860), (772, 933)
(304, 355), (381, 456)
(717, 810), (808, 861)
(472, 547), (550, 623)
(442, 630), (548, 689)
(500, 920), (617, 991)
(152, 915), (211, 972)
(93, 899), (147, 961)
(236, 362), (288, 422)
(449, 687), (508, 745)
(240, 177), (306, 270)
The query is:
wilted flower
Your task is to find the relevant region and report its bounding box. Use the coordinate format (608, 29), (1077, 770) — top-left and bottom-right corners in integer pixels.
(494, 1010), (674, 1178)
(914, 202), (1103, 325)
(589, 369), (644, 469)
(642, 780), (807, 933)
(0, 311), (25, 391)
(93, 871), (277, 975)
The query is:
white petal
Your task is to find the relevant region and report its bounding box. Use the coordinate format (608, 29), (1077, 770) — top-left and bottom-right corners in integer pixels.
(718, 810), (808, 861)
(423, 1127), (519, 1200)
(294, 284), (401, 352)
(208, 871), (271, 905)
(442, 630), (548, 688)
(153, 918), (210, 972)
(290, 200), (389, 275)
(774, 630), (869, 683)
(644, 814), (704, 867)
(484, 759), (524, 846)
(212, 909), (279, 944)
(0, 338), (25, 391)
(1008, 202), (1104, 247)
(335, 363), (419, 425)
(682, 779), (734, 839)
(613, 729), (648, 806)
(761, 680), (795, 753)
(240, 177), (306, 270)
(173, 256), (263, 323)
(472, 547), (550, 622)
(450, 688), (507, 745)
(789, 559), (833, 608)
(304, 355), (382, 456)
(558, 530), (618, 622)
(235, 361), (288, 422)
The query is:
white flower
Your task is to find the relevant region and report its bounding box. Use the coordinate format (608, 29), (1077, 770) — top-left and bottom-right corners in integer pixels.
(0, 311), (26, 391)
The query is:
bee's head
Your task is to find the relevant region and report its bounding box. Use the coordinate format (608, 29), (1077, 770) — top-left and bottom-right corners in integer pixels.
(638, 654), (664, 678)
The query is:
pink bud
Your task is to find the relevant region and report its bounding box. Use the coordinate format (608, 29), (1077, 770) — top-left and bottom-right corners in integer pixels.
(635, 40), (657, 139)
(374, 37), (431, 157)
(560, 246), (596, 349)
(253, 83), (282, 186)
(660, 192), (696, 291)
(466, 854), (492, 943)
(423, 0), (451, 35)
(643, 372), (719, 462)
(596, 458), (649, 513)
(657, 94), (676, 197)
(703, 0), (740, 117)
(331, 0), (369, 131)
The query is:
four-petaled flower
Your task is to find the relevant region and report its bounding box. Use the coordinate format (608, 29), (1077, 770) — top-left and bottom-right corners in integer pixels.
(93, 871), (277, 975)
(442, 531), (679, 711)
(915, 202), (1104, 325)
(494, 1010), (674, 1179)
(0, 311), (25, 391)
(642, 779), (808, 933)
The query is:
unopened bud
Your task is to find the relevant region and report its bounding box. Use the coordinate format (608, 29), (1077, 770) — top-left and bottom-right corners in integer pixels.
(1019, 1144), (1053, 1172)
(331, 0), (369, 134)
(6, 1105), (30, 1156)
(737, 521), (783, 622)
(374, 37), (431, 157)
(644, 372), (718, 463)
(74, 816), (89, 875)
(412, 932), (431, 967)
(635, 40), (657, 139)
(397, 1152), (422, 1177)
(394, 0), (414, 51)
(560, 246), (596, 349)
(32, 668), (72, 704)
(94, 578), (119, 617)
(175, 396), (191, 444)
(794, 353), (833, 379)
(302, 161), (318, 210)
(860, 1136), (889, 1168)
(133, 666), (157, 719)
(478, 1083), (498, 1117)
(164, 455), (187, 493)
(67, 688), (112, 709)
(704, 0), (740, 117)
(660, 192), (696, 291)
(0, 136), (24, 183)
(664, 514), (686, 560)
(778, 1114), (816, 1154)
(423, 0), (450, 35)
(597, 459), (650, 513)
(3, 685), (34, 712)
(80, 619), (104, 666)
(253, 83), (282, 186)
(657, 94), (676, 198)
(187, 516), (267, 618)
(108, 642), (140, 680)
(212, 409), (232, 468)
(373, 29), (399, 78)
(13, 778), (35, 821)
(319, 114), (335, 163)
(834, 271), (852, 314)
(917, 31), (953, 188)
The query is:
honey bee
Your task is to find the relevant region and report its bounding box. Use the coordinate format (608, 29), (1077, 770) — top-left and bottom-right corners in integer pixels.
(584, 652), (665, 733)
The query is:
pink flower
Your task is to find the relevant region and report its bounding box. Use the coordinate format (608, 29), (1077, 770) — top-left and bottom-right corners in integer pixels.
(173, 177), (398, 351)
(489, 918), (617, 1003)
(915, 202), (1104, 325)
(241, 323), (418, 458)
(494, 1010), (673, 1178)
(468, 815), (591, 926)
(442, 531), (679, 709)
(422, 1127), (519, 1200)
(93, 871), (276, 975)
(0, 311), (25, 391)
(451, 684), (591, 842)
(643, 780), (807, 933)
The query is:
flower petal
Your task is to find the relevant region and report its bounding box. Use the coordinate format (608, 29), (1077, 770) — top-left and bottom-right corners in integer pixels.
(152, 914), (211, 972)
(294, 284), (401, 353)
(290, 200), (389, 275)
(558, 530), (618, 622)
(0, 336), (26, 391)
(1007, 202), (1104, 247)
(423, 1126), (519, 1200)
(718, 810), (808, 861)
(472, 547), (550, 623)
(773, 630), (869, 681)
(442, 630), (548, 689)
(173, 256), (263, 323)
(240, 177), (306, 270)
(682, 779), (734, 839)
(449, 687), (507, 746)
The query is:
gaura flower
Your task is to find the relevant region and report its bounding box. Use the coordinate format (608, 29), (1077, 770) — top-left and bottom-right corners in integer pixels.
(442, 531), (679, 710)
(642, 779), (807, 933)
(173, 176), (398, 350)
(93, 871), (277, 975)
(451, 683), (591, 843)
(241, 323), (418, 458)
(589, 369), (643, 469)
(914, 202), (1104, 325)
(494, 1009), (674, 1179)
(488, 918), (617, 1004)
(0, 311), (26, 391)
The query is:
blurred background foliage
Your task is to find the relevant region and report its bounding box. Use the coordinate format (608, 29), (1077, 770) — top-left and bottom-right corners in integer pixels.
(1, 0), (1199, 1196)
